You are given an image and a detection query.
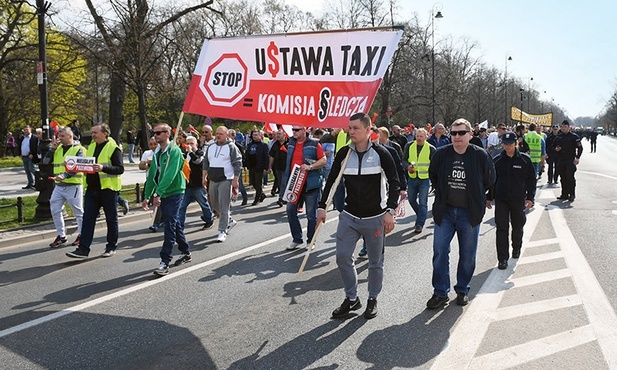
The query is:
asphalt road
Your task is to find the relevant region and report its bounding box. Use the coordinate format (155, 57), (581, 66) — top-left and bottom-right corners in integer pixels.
(0, 135), (616, 369)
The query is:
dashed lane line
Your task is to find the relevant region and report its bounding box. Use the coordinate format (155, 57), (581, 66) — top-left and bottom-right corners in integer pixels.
(0, 217), (339, 339)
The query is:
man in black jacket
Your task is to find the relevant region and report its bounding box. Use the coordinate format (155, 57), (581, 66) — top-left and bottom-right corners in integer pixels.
(487, 132), (537, 269)
(246, 130), (269, 205)
(426, 118), (495, 309)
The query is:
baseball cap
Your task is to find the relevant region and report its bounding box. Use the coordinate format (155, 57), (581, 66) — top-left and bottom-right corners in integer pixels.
(561, 120), (570, 126)
(501, 131), (517, 144)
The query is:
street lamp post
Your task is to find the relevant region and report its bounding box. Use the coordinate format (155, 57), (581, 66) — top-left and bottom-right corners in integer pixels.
(504, 56), (512, 125)
(34, 0), (53, 220)
(431, 4), (443, 125)
(528, 77), (534, 112)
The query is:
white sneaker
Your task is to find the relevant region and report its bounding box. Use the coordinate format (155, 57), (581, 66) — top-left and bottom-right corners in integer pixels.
(226, 219), (237, 233)
(217, 231), (227, 242)
(286, 241), (303, 250)
(102, 250), (116, 257)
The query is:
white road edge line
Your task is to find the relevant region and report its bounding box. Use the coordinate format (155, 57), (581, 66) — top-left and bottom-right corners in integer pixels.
(0, 217), (338, 339)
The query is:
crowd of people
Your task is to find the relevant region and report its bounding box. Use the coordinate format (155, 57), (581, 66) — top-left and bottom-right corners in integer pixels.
(14, 113), (588, 318)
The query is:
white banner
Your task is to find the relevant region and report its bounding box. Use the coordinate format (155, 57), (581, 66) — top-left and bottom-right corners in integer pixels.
(183, 28), (403, 128)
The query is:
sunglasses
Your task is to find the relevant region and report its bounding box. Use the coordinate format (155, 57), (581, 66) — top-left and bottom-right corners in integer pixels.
(292, 128), (304, 132)
(153, 131), (168, 135)
(202, 131), (211, 134)
(450, 130), (469, 136)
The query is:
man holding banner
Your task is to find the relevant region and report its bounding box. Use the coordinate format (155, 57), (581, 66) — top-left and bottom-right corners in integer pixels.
(317, 113), (400, 320)
(282, 125), (326, 250)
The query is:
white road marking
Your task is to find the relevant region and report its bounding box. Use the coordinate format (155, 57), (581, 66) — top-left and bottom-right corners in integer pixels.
(429, 200), (545, 369)
(493, 294), (582, 321)
(431, 198), (617, 368)
(549, 206), (617, 367)
(0, 217), (338, 339)
(469, 325), (597, 370)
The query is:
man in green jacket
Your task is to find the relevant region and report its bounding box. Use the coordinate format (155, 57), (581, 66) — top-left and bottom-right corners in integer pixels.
(142, 123), (191, 276)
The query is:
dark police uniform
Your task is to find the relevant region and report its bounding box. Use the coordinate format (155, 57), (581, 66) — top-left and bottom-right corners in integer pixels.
(545, 128), (560, 184)
(488, 137), (537, 264)
(552, 124), (582, 201)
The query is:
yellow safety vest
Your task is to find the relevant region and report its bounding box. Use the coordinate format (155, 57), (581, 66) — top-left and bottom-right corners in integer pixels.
(407, 142), (430, 179)
(86, 138), (122, 191)
(53, 145), (84, 184)
(525, 131), (542, 163)
(335, 132), (350, 153)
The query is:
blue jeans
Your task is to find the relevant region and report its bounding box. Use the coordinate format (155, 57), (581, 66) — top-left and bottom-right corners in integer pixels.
(238, 174), (248, 201)
(286, 188), (320, 244)
(407, 177), (430, 227)
(432, 207), (480, 297)
(22, 156), (36, 186)
(160, 193), (190, 264)
(78, 189), (119, 254)
(178, 186), (213, 227)
(128, 143), (136, 163)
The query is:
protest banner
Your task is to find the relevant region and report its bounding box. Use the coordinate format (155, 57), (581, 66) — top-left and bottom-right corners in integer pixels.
(182, 28), (403, 128)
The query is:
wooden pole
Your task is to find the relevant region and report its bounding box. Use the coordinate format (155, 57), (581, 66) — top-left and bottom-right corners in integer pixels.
(297, 148), (352, 277)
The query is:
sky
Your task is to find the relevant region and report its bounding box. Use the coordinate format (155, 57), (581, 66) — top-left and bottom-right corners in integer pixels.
(288, 0), (617, 120)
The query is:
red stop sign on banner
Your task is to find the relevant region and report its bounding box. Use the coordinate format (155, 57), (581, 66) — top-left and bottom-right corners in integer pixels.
(200, 53), (249, 107)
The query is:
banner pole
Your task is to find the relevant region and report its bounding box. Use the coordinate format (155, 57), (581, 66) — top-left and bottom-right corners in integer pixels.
(297, 148), (352, 277)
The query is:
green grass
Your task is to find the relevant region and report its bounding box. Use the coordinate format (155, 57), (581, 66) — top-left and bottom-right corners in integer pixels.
(0, 157), (23, 169)
(0, 185), (140, 230)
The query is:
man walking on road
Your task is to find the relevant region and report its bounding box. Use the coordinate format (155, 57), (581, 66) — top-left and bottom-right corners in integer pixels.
(486, 131), (537, 270)
(553, 120), (582, 202)
(142, 124), (192, 276)
(66, 123), (124, 259)
(47, 127), (84, 248)
(402, 128), (435, 234)
(203, 126), (243, 242)
(282, 125), (326, 251)
(246, 130), (269, 205)
(178, 136), (214, 230)
(317, 113), (400, 320)
(426, 118), (495, 309)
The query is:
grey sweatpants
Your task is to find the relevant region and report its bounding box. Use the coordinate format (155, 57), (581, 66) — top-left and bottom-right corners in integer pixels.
(209, 179), (232, 232)
(336, 211), (385, 301)
(50, 184), (84, 237)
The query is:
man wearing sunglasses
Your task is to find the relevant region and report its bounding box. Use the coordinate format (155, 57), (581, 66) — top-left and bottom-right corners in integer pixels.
(142, 124), (192, 276)
(426, 118), (495, 309)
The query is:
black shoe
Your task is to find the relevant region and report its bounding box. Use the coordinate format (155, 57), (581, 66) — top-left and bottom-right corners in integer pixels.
(276, 199), (284, 207)
(22, 185), (30, 189)
(149, 225), (158, 232)
(251, 200), (259, 206)
(363, 298), (378, 319)
(332, 297), (362, 318)
(512, 248), (521, 258)
(241, 199), (248, 206)
(498, 260), (508, 270)
(557, 195), (568, 200)
(49, 235), (68, 248)
(426, 294), (448, 309)
(456, 293), (469, 306)
(568, 195), (575, 202)
(66, 249), (88, 259)
(202, 220), (214, 230)
(174, 253), (192, 266)
(259, 193), (266, 202)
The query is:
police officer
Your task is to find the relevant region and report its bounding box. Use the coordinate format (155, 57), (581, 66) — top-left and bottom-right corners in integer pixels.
(487, 131), (537, 269)
(553, 120), (582, 202)
(545, 124), (561, 184)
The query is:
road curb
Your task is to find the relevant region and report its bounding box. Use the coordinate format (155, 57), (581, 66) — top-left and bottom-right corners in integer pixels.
(0, 209), (155, 250)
